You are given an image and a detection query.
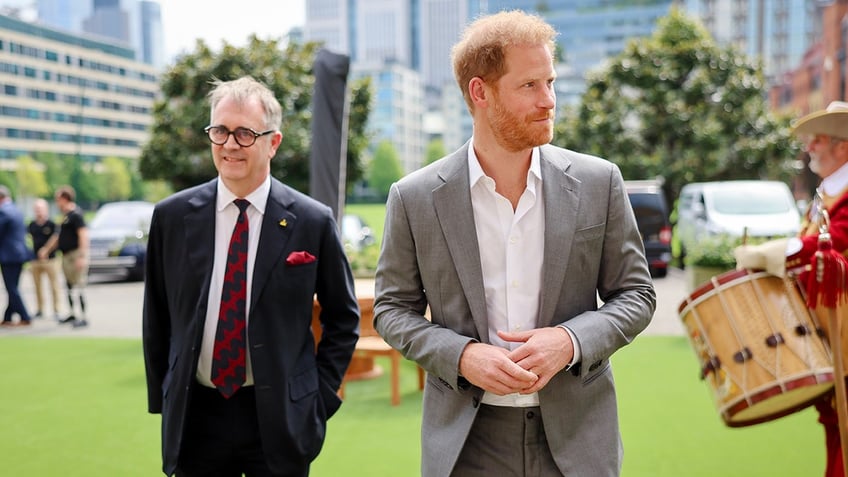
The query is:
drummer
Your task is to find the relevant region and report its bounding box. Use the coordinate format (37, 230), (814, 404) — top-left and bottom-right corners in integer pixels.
(735, 100), (848, 477)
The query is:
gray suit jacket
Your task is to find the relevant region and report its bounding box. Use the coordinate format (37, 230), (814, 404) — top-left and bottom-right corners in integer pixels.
(374, 143), (656, 477)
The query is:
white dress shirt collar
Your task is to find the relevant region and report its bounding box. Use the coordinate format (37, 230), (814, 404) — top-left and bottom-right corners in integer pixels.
(467, 137), (542, 190)
(821, 160), (848, 197)
(216, 175), (271, 213)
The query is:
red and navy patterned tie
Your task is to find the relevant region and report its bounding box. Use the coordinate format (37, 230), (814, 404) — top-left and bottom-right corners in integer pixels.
(211, 198), (250, 398)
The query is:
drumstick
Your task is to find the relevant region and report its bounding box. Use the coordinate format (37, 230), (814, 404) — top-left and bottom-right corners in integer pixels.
(827, 309), (848, 477)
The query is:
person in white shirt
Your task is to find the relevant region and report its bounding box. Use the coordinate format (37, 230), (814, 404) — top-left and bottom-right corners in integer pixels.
(373, 10), (656, 477)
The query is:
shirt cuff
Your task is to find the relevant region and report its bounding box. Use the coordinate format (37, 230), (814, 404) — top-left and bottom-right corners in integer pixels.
(557, 324), (581, 369)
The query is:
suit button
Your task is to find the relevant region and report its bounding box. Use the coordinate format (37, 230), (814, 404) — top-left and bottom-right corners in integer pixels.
(526, 411), (535, 419)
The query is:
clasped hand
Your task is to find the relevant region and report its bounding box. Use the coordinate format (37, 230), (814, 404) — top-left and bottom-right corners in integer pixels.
(458, 327), (574, 395)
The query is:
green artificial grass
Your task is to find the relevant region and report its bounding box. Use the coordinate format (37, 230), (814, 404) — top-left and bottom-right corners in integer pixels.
(0, 336), (826, 476)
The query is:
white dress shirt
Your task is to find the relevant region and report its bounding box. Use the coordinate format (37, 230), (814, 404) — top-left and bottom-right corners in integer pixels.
(196, 176), (270, 388)
(468, 140), (547, 407)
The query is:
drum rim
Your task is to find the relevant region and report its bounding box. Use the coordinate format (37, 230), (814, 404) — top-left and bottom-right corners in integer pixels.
(722, 371), (834, 427)
(678, 268), (762, 315)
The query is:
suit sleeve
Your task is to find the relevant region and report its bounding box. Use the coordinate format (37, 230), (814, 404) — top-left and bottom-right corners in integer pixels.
(562, 164), (656, 377)
(313, 214), (359, 415)
(142, 207), (170, 414)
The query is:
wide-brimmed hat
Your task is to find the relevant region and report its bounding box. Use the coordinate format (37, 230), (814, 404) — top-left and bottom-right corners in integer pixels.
(792, 101), (848, 140)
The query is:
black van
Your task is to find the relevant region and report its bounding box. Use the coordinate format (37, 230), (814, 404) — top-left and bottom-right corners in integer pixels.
(624, 180), (672, 278)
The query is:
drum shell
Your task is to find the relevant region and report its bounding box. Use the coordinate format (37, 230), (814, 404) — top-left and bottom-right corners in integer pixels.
(679, 269), (834, 427)
(811, 305), (848, 374)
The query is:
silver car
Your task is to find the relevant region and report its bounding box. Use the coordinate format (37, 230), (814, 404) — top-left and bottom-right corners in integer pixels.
(88, 201), (154, 281)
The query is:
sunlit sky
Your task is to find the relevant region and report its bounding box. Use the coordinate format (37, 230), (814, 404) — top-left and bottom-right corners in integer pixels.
(159, 0), (305, 61)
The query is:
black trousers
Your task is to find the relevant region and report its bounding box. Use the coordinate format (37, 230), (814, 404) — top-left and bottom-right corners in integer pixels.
(175, 385), (308, 477)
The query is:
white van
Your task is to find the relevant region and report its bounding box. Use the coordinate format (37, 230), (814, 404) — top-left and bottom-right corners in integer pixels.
(676, 180), (801, 260)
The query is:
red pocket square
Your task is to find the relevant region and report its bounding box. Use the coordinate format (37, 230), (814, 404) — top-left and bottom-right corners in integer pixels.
(286, 251), (316, 266)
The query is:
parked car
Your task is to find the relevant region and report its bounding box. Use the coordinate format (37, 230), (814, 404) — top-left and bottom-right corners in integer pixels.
(676, 180), (801, 264)
(88, 201), (154, 281)
(625, 180), (672, 278)
(341, 213), (376, 252)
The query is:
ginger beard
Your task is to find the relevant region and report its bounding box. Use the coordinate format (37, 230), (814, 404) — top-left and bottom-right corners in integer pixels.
(487, 86), (555, 153)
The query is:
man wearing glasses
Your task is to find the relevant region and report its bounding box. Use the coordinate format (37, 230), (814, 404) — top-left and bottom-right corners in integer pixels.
(143, 76), (359, 477)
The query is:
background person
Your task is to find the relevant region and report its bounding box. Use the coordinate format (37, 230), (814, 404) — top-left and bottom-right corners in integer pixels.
(27, 198), (61, 321)
(0, 185), (33, 327)
(373, 10), (656, 477)
(38, 185), (89, 328)
(143, 76), (359, 477)
(736, 100), (848, 477)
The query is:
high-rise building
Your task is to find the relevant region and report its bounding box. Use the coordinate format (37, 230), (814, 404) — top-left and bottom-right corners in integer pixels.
(351, 61), (425, 174)
(35, 0), (164, 69)
(0, 14), (158, 163)
(304, 0), (677, 169)
(83, 0), (129, 44)
(307, 0), (427, 171)
(356, 0), (413, 66)
(135, 0), (162, 67)
(478, 0), (675, 86)
(420, 0), (466, 92)
(683, 0), (824, 80)
(37, 0), (90, 33)
(304, 0), (351, 55)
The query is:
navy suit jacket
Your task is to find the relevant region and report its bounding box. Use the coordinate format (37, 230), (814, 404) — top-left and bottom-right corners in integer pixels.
(143, 178), (359, 475)
(0, 200), (32, 264)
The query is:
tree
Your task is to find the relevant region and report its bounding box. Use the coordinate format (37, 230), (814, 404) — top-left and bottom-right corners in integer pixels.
(425, 138), (446, 166)
(68, 159), (102, 208)
(15, 156), (49, 199)
(367, 140), (404, 199)
(345, 76), (373, 196)
(34, 152), (70, 196)
(99, 157), (132, 201)
(553, 8), (799, 201)
(140, 36), (371, 195)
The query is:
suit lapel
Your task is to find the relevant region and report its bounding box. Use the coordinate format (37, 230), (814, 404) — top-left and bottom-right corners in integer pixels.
(432, 146), (490, 342)
(539, 148), (581, 327)
(184, 180), (218, 320)
(251, 179), (296, 312)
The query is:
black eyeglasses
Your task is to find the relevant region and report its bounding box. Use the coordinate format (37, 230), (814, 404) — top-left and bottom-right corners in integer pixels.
(204, 125), (275, 147)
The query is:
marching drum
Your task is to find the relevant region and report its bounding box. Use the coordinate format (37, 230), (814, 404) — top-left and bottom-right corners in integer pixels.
(678, 268), (834, 427)
(810, 304), (848, 375)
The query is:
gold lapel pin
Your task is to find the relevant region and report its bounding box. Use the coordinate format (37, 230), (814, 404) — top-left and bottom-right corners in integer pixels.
(279, 219), (288, 228)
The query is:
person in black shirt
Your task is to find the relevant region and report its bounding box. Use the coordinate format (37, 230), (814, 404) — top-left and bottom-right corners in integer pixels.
(38, 185), (89, 328)
(27, 198), (61, 320)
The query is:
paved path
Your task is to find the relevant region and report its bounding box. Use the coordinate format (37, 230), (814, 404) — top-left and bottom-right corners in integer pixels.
(0, 269), (690, 338)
